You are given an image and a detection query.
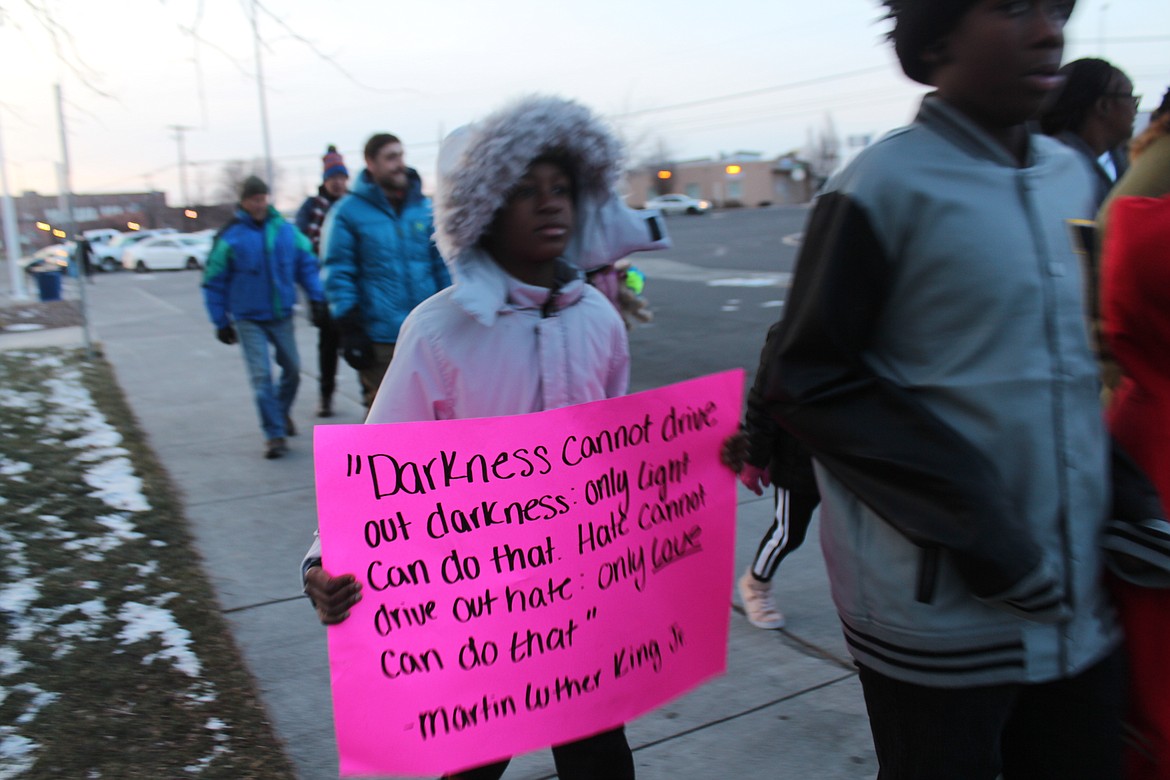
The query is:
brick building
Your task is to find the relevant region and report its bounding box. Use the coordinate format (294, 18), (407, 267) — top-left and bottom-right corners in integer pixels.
(8, 190), (235, 254)
(624, 152), (814, 209)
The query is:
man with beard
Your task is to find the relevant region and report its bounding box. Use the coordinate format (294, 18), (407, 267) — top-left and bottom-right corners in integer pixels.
(320, 133), (451, 408)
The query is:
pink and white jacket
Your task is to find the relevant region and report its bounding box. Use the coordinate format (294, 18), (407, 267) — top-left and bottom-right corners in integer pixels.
(367, 248), (628, 423)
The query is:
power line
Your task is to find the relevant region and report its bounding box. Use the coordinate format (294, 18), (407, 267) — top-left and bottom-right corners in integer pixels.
(607, 65), (890, 119)
(637, 85), (915, 135)
(252, 0), (424, 96)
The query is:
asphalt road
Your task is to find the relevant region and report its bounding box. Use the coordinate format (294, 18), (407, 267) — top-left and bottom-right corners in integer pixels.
(628, 204), (807, 393)
(93, 203), (811, 396)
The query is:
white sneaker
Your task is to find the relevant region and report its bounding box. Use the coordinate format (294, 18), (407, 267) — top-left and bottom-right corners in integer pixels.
(738, 571), (785, 630)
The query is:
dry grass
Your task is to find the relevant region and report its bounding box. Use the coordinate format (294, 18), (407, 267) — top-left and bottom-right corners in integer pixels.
(0, 348), (295, 779)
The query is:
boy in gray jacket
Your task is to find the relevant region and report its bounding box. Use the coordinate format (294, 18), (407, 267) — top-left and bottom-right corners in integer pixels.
(761, 1), (1164, 777)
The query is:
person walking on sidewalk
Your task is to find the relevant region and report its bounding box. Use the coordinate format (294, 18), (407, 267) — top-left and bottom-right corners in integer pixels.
(203, 175), (328, 460)
(724, 321), (820, 630)
(296, 145), (350, 417)
(304, 95), (673, 779)
(1099, 94), (1170, 780)
(762, 2), (1168, 777)
(1039, 57), (1138, 208)
(320, 133), (451, 408)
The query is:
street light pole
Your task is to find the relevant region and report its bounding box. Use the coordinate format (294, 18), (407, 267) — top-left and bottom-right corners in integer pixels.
(169, 124), (194, 206)
(250, 0), (276, 191)
(0, 108), (27, 299)
(54, 83), (93, 357)
(1099, 1), (1111, 55)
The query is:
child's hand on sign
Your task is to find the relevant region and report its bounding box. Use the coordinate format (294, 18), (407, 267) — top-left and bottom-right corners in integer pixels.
(304, 566), (363, 625)
(720, 431), (749, 472)
(720, 431), (770, 495)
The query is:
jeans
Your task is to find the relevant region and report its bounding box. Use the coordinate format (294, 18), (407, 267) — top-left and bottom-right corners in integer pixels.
(444, 727), (634, 780)
(236, 317), (299, 440)
(358, 342), (396, 408)
(857, 647), (1125, 780)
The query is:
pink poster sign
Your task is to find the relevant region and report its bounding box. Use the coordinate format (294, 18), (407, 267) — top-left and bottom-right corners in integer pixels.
(314, 370), (744, 777)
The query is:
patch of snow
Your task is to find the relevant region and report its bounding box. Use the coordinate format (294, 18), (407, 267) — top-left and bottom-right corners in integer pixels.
(68, 429), (122, 450)
(0, 578), (43, 616)
(96, 514), (145, 543)
(116, 602), (202, 678)
(183, 717), (232, 774)
(0, 730), (38, 779)
(0, 646), (27, 677)
(0, 458), (31, 477)
(130, 561), (159, 577)
(83, 458), (150, 512)
(0, 391), (37, 411)
(13, 684), (59, 725)
(41, 368), (151, 513)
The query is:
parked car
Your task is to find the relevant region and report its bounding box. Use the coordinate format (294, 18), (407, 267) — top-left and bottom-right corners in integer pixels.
(94, 228), (177, 272)
(644, 194), (711, 215)
(82, 228), (121, 249)
(123, 233), (212, 272)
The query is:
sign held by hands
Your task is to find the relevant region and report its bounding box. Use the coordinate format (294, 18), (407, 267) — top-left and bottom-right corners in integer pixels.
(314, 370), (744, 777)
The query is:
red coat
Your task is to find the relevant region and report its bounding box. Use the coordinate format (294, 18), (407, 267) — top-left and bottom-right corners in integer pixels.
(1106, 194), (1170, 500)
(1103, 193), (1170, 780)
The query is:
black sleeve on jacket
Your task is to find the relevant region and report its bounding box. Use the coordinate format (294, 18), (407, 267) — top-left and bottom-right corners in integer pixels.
(745, 321), (819, 497)
(760, 191), (1042, 599)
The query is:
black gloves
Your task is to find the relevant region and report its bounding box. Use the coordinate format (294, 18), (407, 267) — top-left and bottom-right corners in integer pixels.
(216, 325), (238, 345)
(310, 300), (330, 328)
(336, 310), (374, 370)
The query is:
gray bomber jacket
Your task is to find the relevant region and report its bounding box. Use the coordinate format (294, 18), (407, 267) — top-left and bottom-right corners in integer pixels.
(763, 96), (1138, 688)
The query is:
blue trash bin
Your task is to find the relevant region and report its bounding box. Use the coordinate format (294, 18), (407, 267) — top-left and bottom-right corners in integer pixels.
(33, 270), (62, 302)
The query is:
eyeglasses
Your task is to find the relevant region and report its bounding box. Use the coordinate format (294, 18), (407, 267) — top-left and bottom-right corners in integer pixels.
(1106, 93), (1142, 110)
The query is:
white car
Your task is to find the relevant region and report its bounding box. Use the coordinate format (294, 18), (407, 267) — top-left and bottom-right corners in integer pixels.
(94, 229), (177, 272)
(644, 194), (711, 215)
(123, 233), (212, 272)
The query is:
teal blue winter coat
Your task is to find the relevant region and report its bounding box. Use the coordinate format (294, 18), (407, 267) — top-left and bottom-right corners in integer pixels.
(321, 168), (451, 343)
(202, 206), (323, 328)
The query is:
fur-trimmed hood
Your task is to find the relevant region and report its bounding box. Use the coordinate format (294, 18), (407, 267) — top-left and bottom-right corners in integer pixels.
(436, 95), (669, 270)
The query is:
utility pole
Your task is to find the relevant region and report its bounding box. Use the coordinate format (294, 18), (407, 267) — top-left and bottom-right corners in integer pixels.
(1099, 1), (1111, 55)
(55, 83), (93, 357)
(168, 124), (195, 206)
(250, 0), (276, 191)
(0, 108), (27, 299)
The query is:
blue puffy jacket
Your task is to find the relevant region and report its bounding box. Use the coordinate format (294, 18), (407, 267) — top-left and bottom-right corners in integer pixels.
(202, 206), (324, 328)
(321, 168), (451, 343)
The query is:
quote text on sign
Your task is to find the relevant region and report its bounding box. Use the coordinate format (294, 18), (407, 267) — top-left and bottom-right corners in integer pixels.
(314, 370), (743, 777)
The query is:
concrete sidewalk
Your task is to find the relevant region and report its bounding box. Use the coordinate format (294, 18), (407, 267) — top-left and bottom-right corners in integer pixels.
(15, 273), (877, 779)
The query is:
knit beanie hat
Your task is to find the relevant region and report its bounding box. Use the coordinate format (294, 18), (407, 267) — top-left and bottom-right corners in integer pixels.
(239, 175), (269, 200)
(883, 0), (982, 85)
(322, 145), (348, 181)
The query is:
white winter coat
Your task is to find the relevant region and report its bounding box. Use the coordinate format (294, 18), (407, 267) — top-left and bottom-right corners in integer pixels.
(367, 249), (629, 423)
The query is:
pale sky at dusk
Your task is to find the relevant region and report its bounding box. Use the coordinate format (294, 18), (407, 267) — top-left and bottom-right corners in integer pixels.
(0, 0), (1165, 210)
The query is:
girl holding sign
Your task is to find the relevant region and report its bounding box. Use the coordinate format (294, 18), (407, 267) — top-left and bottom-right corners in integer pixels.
(303, 95), (670, 778)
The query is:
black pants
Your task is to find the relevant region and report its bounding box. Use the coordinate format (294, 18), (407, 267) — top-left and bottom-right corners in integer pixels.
(444, 727), (634, 780)
(857, 647), (1126, 780)
(318, 313), (340, 399)
(748, 487), (818, 582)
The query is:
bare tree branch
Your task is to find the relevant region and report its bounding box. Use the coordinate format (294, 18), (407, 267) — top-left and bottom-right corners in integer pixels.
(22, 0), (114, 98)
(252, 0), (423, 96)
